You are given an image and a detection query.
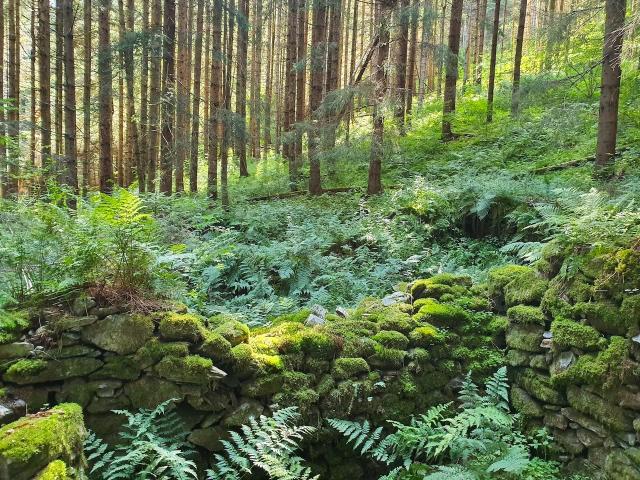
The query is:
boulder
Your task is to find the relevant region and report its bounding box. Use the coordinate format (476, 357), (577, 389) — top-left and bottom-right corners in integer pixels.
(0, 342), (34, 360)
(188, 426), (228, 451)
(71, 296), (97, 316)
(222, 400), (264, 427)
(81, 314), (154, 354)
(124, 376), (183, 409)
(4, 358), (103, 384)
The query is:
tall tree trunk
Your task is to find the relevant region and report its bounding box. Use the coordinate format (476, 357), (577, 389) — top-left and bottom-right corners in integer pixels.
(221, 0), (234, 206)
(283, 0), (297, 186)
(160, 0), (176, 194)
(486, 0), (501, 122)
(395, 0), (409, 133)
(263, 0), (275, 150)
(510, 0), (527, 115)
(236, 0), (249, 176)
(418, 0), (432, 104)
(249, 0), (262, 159)
(202, 1), (211, 160)
(208, 0), (222, 198)
(6, 0), (19, 196)
(294, 0), (307, 159)
(323, 0), (341, 148)
(406, 0), (418, 122)
(147, 0), (162, 192)
(368, 0), (390, 195)
(98, 0), (113, 193)
(436, 0), (446, 97)
(30, 4), (37, 173)
(83, 0), (92, 191)
(62, 0), (78, 193)
(175, 0), (189, 192)
(0, 0), (5, 197)
(39, 0), (52, 173)
(474, 0), (487, 84)
(308, 0), (326, 195)
(441, 0), (464, 140)
(55, 0), (64, 159)
(595, 0), (626, 168)
(138, 0), (149, 192)
(190, 0), (204, 193)
(346, 0), (357, 139)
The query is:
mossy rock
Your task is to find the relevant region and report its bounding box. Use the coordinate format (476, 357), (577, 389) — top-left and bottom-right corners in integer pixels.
(368, 345), (406, 369)
(550, 317), (602, 351)
(37, 459), (70, 480)
(488, 264), (532, 299)
(90, 355), (142, 380)
(82, 313), (154, 354)
(567, 385), (633, 432)
(213, 320), (250, 346)
(573, 301), (628, 336)
(507, 305), (546, 326)
(281, 329), (341, 360)
(332, 357), (370, 380)
(158, 312), (205, 342)
(222, 400), (264, 427)
(4, 357), (103, 385)
(0, 310), (30, 345)
(341, 336), (377, 358)
(511, 386), (544, 417)
(155, 355), (222, 384)
(372, 330), (409, 350)
(621, 295), (640, 334)
(540, 280), (574, 319)
(0, 403), (85, 480)
(488, 265), (548, 309)
(124, 375), (183, 409)
(413, 302), (468, 328)
(134, 338), (190, 367)
(516, 368), (565, 405)
(411, 280), (456, 300)
(199, 331), (234, 363)
(605, 448), (640, 480)
(408, 324), (445, 348)
(241, 374), (285, 397)
(506, 349), (531, 367)
(452, 295), (490, 311)
(505, 324), (544, 353)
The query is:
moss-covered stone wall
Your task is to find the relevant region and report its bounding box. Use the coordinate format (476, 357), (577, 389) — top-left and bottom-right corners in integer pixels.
(0, 274), (503, 478)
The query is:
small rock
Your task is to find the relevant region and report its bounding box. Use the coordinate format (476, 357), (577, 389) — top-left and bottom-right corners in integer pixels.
(71, 296), (97, 316)
(188, 426), (228, 451)
(335, 306), (349, 318)
(544, 413), (568, 430)
(561, 407), (608, 437)
(632, 333), (640, 344)
(552, 351), (575, 373)
(311, 304), (327, 319)
(89, 305), (126, 319)
(95, 381), (123, 398)
(0, 398), (26, 425)
(577, 428), (604, 448)
(540, 338), (553, 349)
(382, 291), (410, 306)
(543, 331), (553, 339)
(53, 315), (99, 332)
(305, 314), (325, 327)
(615, 432), (637, 447)
(222, 400), (264, 427)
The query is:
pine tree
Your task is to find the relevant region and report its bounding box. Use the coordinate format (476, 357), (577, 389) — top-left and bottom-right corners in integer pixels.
(98, 0), (113, 193)
(442, 0), (464, 140)
(160, 0), (176, 194)
(62, 0), (78, 193)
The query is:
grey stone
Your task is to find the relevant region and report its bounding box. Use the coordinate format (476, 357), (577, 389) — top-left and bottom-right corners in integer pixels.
(50, 344), (100, 359)
(305, 314), (325, 327)
(124, 376), (183, 409)
(554, 428), (585, 455)
(335, 306), (349, 318)
(618, 389), (640, 411)
(0, 342), (34, 360)
(616, 432), (637, 447)
(53, 315), (98, 332)
(222, 400), (264, 427)
(200, 411), (225, 428)
(0, 398), (26, 425)
(543, 331), (553, 339)
(82, 314), (153, 354)
(71, 296), (97, 316)
(550, 351), (575, 376)
(561, 407), (608, 437)
(89, 305), (126, 319)
(382, 292), (410, 306)
(87, 394), (131, 413)
(544, 413), (568, 430)
(188, 426), (228, 451)
(3, 357), (103, 384)
(577, 428), (604, 448)
(94, 381), (123, 398)
(311, 304), (327, 318)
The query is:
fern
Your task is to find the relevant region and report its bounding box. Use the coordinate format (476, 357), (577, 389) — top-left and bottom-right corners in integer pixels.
(84, 399), (197, 480)
(207, 407), (318, 480)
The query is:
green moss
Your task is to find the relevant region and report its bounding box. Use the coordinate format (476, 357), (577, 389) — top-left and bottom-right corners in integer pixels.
(91, 355), (141, 380)
(621, 295), (640, 334)
(242, 374), (285, 397)
(507, 305), (546, 326)
(506, 349), (531, 367)
(413, 302), (468, 327)
(487, 264), (533, 299)
(0, 403), (84, 474)
(4, 359), (47, 380)
(158, 312), (205, 341)
(567, 385), (632, 432)
(408, 324), (445, 347)
(134, 338), (189, 366)
(411, 281), (456, 300)
(285, 329), (341, 360)
(540, 281), (574, 319)
(269, 309), (311, 325)
(551, 318), (602, 351)
(155, 355), (215, 384)
(352, 300), (415, 333)
(372, 330), (409, 350)
(487, 315), (509, 335)
(231, 343), (256, 373)
(517, 369), (564, 404)
(511, 386), (543, 417)
(505, 324), (544, 352)
(199, 331), (233, 362)
(368, 345), (406, 369)
(332, 357), (370, 380)
(488, 265), (548, 307)
(213, 320), (250, 346)
(453, 296), (490, 311)
(573, 301), (628, 335)
(0, 310), (29, 345)
(37, 460), (69, 480)
(341, 336), (377, 358)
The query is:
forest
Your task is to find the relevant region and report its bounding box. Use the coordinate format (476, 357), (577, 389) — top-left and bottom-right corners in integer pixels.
(0, 0), (639, 477)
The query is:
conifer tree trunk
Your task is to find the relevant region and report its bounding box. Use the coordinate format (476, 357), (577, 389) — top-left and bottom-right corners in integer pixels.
(147, 0), (162, 192)
(62, 0), (78, 193)
(436, 0), (446, 97)
(139, 0), (150, 192)
(474, 0), (487, 84)
(55, 0), (64, 159)
(175, 0), (189, 192)
(249, 0), (262, 159)
(406, 0), (418, 121)
(30, 7), (37, 173)
(442, 0), (464, 139)
(323, 0), (342, 148)
(595, 0), (626, 168)
(208, 0), (222, 198)
(236, 0), (249, 176)
(221, 0), (234, 206)
(98, 0), (113, 193)
(294, 0), (307, 159)
(418, 0), (432, 104)
(190, 0), (204, 192)
(368, 0), (391, 195)
(308, 0), (327, 195)
(263, 0), (275, 151)
(346, 0), (357, 139)
(486, 0), (501, 122)
(284, 0), (297, 186)
(510, 0), (527, 115)
(39, 0), (52, 171)
(0, 0), (5, 197)
(395, 0), (409, 133)
(6, 0), (19, 196)
(160, 0), (176, 194)
(83, 0), (92, 190)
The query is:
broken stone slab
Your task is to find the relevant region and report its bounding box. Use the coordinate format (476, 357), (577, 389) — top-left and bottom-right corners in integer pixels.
(53, 315), (99, 332)
(382, 291), (410, 306)
(188, 426), (228, 451)
(561, 407), (608, 437)
(577, 428), (604, 448)
(544, 413), (568, 430)
(0, 342), (34, 360)
(311, 304), (327, 318)
(335, 306), (349, 318)
(71, 296), (97, 316)
(305, 314), (325, 327)
(81, 314), (154, 354)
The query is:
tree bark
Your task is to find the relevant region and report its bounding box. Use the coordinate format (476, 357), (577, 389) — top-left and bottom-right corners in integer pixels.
(139, 0), (149, 192)
(221, 0), (234, 206)
(6, 0), (19, 196)
(160, 0), (176, 194)
(83, 0), (92, 190)
(208, 0), (222, 198)
(486, 0), (501, 122)
(368, 0), (391, 195)
(283, 0), (297, 186)
(55, 0), (64, 158)
(442, 0), (464, 140)
(475, 0), (487, 84)
(147, 0), (162, 192)
(263, 0), (275, 151)
(190, 0), (204, 193)
(175, 0), (189, 192)
(39, 0), (52, 172)
(62, 0), (78, 193)
(510, 0), (527, 115)
(236, 0), (250, 176)
(395, 0), (409, 133)
(323, 0), (342, 148)
(436, 0), (446, 97)
(98, 0), (113, 193)
(294, 0), (307, 158)
(595, 0), (626, 168)
(30, 4), (37, 173)
(308, 0), (327, 195)
(249, 0), (262, 159)
(0, 0), (5, 197)
(406, 0), (418, 121)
